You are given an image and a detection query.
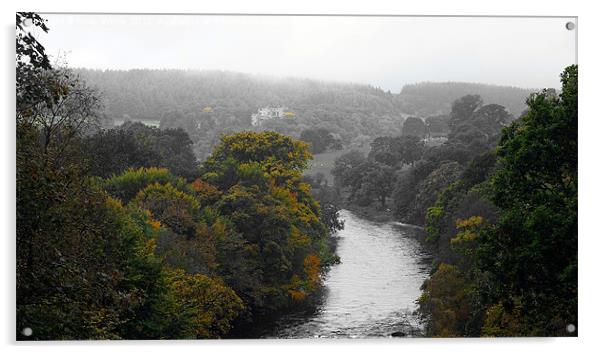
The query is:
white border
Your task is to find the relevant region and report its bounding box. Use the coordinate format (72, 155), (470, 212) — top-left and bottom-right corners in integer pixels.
(2, 1), (600, 353)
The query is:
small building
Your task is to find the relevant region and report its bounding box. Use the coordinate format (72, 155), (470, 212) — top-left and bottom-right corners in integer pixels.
(251, 106), (287, 126)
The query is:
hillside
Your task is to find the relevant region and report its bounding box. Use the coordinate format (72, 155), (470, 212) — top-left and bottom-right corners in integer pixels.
(397, 81), (536, 117)
(78, 69), (404, 141)
(77, 69), (535, 159)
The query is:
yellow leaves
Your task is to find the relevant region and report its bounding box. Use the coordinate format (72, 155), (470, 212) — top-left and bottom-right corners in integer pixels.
(208, 131), (311, 172)
(481, 300), (526, 337)
(283, 111), (296, 118)
(105, 196), (124, 210)
(455, 216), (483, 229)
(298, 182), (312, 195)
(289, 226), (311, 248)
(211, 219), (228, 240)
(202, 106), (213, 113)
(418, 263), (471, 337)
(144, 238), (157, 254)
(451, 216), (484, 245)
(167, 269), (244, 338)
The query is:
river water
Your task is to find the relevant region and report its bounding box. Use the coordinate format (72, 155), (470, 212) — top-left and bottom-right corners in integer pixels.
(263, 209), (432, 338)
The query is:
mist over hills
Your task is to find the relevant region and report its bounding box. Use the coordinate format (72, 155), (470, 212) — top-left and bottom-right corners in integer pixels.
(76, 68), (535, 158)
(398, 81), (536, 117)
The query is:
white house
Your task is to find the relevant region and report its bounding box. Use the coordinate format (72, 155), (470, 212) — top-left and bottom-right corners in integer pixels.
(251, 106), (286, 126)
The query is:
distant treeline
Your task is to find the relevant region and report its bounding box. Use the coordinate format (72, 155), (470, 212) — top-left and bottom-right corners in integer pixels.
(398, 81), (536, 117)
(76, 69), (535, 159)
(77, 68), (404, 144)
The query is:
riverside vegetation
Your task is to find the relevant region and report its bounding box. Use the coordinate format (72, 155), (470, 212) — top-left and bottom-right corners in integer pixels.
(16, 13), (576, 338)
(332, 66), (577, 337)
(17, 13), (342, 340)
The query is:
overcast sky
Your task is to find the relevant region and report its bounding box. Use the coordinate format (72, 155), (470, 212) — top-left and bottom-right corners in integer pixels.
(38, 14), (576, 92)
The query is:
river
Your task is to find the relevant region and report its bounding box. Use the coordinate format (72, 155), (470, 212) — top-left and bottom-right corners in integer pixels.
(262, 209), (432, 338)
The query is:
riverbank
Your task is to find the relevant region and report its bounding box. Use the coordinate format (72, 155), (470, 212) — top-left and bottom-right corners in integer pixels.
(336, 190), (396, 223)
(258, 209), (432, 338)
(334, 191), (433, 248)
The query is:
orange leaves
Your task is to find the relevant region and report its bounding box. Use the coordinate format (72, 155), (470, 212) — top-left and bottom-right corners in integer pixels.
(147, 218), (162, 231)
(303, 254), (321, 290)
(285, 256), (321, 303)
(289, 290), (306, 302)
(286, 275), (307, 302)
(190, 179), (221, 204)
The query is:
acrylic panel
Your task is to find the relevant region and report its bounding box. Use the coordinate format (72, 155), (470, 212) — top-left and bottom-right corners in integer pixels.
(16, 13), (577, 340)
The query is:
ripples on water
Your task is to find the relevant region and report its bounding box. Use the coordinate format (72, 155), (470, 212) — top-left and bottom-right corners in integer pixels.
(263, 209), (432, 339)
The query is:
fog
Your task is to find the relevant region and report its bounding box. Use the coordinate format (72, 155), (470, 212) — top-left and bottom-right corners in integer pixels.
(39, 14), (576, 91)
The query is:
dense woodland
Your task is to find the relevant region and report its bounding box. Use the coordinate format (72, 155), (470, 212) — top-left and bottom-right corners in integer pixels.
(398, 81), (535, 117)
(75, 68), (533, 160)
(16, 13), (576, 339)
(333, 66), (578, 337)
(16, 13), (341, 340)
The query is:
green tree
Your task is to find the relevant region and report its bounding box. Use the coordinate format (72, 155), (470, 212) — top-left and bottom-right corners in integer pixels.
(132, 182), (201, 237)
(201, 131), (335, 316)
(477, 65), (578, 336)
(104, 167), (189, 203)
(418, 263), (473, 337)
(166, 269), (244, 339)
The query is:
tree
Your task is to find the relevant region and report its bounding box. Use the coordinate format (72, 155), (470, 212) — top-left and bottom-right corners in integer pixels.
(104, 167), (189, 203)
(449, 95), (483, 131)
(17, 166), (169, 339)
(369, 136), (398, 166)
(83, 129), (162, 178)
(299, 128), (340, 153)
(395, 135), (425, 166)
(402, 117), (427, 138)
(368, 135), (424, 167)
(470, 104), (511, 138)
(332, 150), (367, 188)
(201, 131), (336, 316)
(418, 263), (472, 337)
(132, 183), (201, 238)
(83, 123), (200, 181)
(425, 115), (450, 137)
(352, 162), (396, 207)
(18, 67), (102, 159)
(166, 269), (244, 339)
(16, 12), (52, 114)
(477, 65), (578, 336)
(402, 161), (463, 225)
(203, 131), (311, 189)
